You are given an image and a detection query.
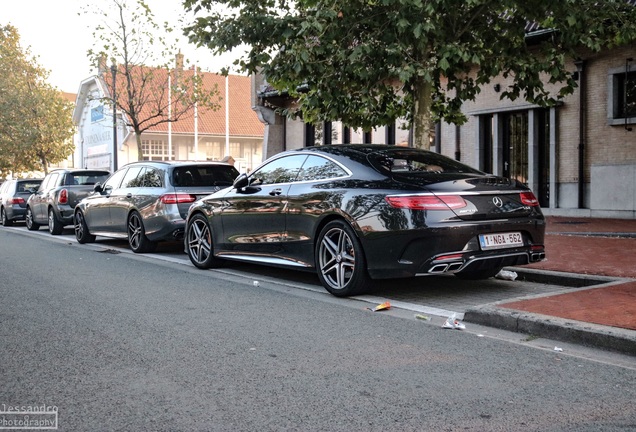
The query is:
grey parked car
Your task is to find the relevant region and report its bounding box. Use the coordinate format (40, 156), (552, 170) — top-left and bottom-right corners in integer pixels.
(26, 169), (111, 235)
(0, 178), (43, 226)
(74, 160), (240, 253)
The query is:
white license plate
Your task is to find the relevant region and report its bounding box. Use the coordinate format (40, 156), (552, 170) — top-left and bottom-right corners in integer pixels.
(479, 232), (523, 250)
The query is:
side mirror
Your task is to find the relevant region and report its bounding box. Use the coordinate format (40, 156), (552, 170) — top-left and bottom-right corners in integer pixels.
(233, 173), (249, 190)
(93, 183), (104, 193)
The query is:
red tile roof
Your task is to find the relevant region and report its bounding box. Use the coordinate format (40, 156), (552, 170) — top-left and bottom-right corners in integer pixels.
(158, 72), (264, 137)
(61, 92), (76, 104)
(106, 67), (263, 138)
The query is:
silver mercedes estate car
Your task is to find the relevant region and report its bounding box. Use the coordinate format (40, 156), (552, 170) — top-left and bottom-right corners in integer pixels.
(74, 160), (239, 253)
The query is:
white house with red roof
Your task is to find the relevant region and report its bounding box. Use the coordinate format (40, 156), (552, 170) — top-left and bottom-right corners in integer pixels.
(72, 56), (264, 174)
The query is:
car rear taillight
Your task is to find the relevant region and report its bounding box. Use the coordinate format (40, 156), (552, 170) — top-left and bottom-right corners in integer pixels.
(9, 197), (25, 205)
(58, 189), (68, 205)
(385, 194), (467, 210)
(520, 191), (539, 206)
(160, 193), (197, 204)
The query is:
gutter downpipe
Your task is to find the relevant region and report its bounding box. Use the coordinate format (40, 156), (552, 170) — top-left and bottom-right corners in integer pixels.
(574, 59), (586, 209)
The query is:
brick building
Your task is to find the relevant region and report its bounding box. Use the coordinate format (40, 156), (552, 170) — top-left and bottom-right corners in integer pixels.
(253, 34), (635, 219)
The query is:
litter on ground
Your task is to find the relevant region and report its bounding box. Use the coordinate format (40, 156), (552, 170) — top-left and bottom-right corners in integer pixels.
(495, 270), (518, 281)
(367, 301), (391, 312)
(442, 313), (466, 330)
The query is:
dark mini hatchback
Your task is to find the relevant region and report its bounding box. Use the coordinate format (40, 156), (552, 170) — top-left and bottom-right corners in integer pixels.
(184, 144), (546, 297)
(0, 178), (43, 226)
(74, 160), (240, 253)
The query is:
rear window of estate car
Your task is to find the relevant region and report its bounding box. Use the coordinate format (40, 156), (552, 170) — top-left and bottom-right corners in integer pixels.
(368, 149), (484, 176)
(64, 171), (110, 186)
(17, 180), (43, 192)
(172, 165), (240, 187)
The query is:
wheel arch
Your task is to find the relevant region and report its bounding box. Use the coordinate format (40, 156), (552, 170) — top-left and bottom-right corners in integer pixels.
(314, 211), (364, 244)
(313, 213), (369, 262)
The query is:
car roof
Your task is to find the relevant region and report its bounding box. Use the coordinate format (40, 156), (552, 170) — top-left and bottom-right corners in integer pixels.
(48, 168), (110, 174)
(120, 160), (234, 169)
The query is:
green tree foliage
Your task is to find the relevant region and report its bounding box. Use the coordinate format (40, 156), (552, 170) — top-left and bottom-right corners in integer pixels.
(183, 0), (636, 148)
(0, 25), (75, 177)
(84, 0), (221, 161)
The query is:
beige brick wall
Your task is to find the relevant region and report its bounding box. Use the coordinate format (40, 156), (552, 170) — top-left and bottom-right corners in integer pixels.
(446, 46), (636, 184)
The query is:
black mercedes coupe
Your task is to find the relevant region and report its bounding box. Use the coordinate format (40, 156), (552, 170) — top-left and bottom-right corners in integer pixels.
(185, 145), (546, 296)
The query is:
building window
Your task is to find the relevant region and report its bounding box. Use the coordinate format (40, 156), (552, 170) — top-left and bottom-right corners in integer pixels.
(323, 122), (332, 145)
(342, 126), (351, 143)
(618, 71), (636, 118)
(141, 139), (174, 161)
(304, 123), (316, 147)
(385, 123), (396, 145)
(608, 65), (636, 126)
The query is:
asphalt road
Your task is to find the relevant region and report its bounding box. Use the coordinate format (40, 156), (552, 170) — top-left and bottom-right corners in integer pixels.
(1, 227), (635, 431)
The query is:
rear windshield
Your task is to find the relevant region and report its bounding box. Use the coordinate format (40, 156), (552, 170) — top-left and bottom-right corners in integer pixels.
(64, 172), (110, 186)
(17, 180), (42, 192)
(172, 165), (240, 187)
(368, 149), (484, 176)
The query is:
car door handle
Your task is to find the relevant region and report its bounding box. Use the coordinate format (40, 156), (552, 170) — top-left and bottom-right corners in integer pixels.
(126, 193), (132, 198)
(269, 189), (282, 196)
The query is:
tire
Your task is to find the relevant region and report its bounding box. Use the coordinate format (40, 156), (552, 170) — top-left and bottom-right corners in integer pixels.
(48, 208), (64, 235)
(186, 213), (225, 269)
(1, 208), (13, 227)
(127, 211), (156, 253)
(25, 207), (40, 231)
(454, 267), (503, 280)
(74, 211), (96, 244)
(315, 220), (370, 297)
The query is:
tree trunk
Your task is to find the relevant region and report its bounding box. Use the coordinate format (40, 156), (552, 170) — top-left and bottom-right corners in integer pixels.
(40, 155), (48, 175)
(134, 128), (144, 161)
(412, 75), (434, 150)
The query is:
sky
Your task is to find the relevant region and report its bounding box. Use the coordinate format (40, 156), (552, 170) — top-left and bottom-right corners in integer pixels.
(2, 0), (244, 94)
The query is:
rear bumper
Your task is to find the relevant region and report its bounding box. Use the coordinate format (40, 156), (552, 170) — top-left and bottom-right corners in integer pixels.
(363, 218), (546, 279)
(145, 218), (186, 242)
(422, 246), (545, 276)
(6, 207), (27, 221)
(56, 205), (76, 227)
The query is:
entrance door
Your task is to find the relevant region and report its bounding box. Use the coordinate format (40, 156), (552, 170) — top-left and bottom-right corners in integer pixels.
(501, 112), (528, 184)
(499, 110), (550, 207)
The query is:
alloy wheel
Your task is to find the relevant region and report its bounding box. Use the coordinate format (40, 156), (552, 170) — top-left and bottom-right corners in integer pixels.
(187, 217), (212, 265)
(128, 213), (143, 250)
(74, 211), (95, 244)
(318, 226), (357, 291)
(1, 208), (8, 226)
(25, 207), (39, 231)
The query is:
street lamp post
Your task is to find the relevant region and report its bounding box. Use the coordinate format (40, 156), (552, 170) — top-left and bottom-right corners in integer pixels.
(110, 64), (118, 171)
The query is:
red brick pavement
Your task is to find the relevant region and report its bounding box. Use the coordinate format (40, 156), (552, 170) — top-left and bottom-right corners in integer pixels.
(498, 216), (636, 331)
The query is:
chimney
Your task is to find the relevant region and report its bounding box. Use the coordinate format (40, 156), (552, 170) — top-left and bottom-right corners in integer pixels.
(175, 51), (184, 73)
(97, 53), (108, 76)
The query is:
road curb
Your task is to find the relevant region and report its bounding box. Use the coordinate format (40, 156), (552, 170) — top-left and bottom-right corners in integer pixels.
(510, 267), (619, 288)
(464, 305), (636, 356)
(465, 267), (636, 356)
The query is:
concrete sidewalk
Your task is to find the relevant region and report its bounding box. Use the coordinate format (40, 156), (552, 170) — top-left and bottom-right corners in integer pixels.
(464, 216), (636, 356)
